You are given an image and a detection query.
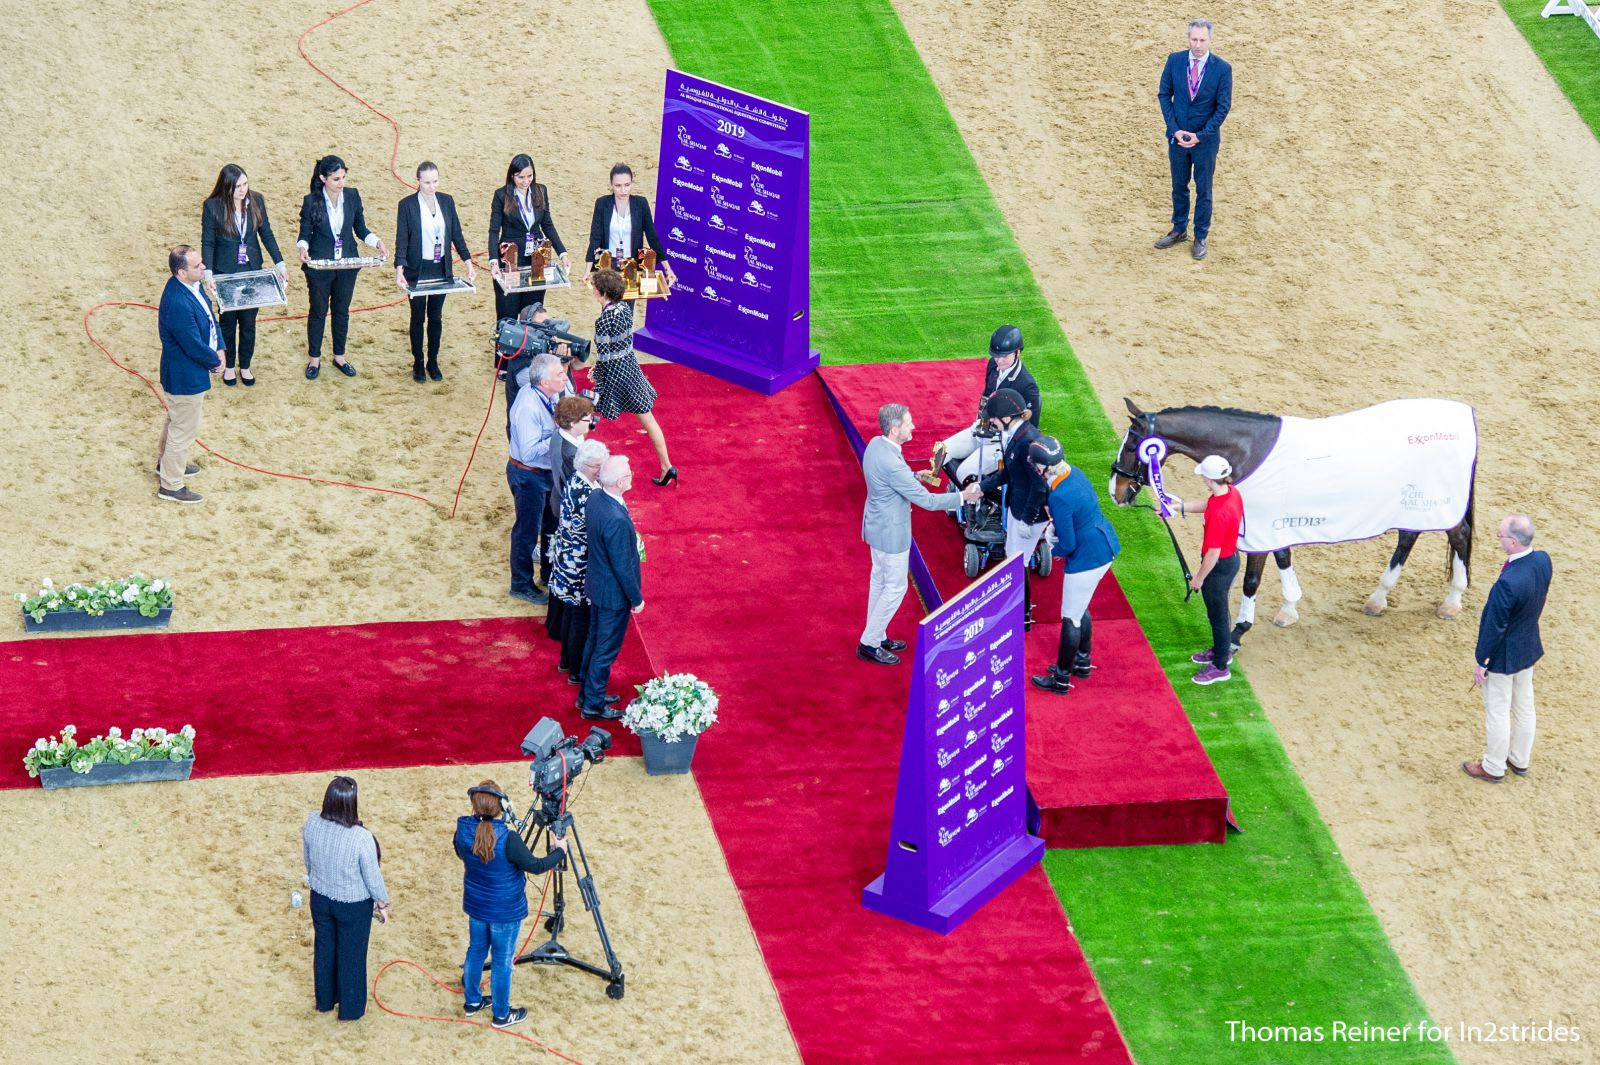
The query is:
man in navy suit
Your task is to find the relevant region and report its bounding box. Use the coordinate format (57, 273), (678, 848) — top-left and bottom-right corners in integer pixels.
(156, 246), (223, 503)
(1463, 515), (1553, 782)
(579, 455), (644, 720)
(1155, 19), (1233, 261)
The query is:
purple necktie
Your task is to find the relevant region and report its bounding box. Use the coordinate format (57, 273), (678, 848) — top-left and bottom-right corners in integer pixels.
(1188, 56), (1201, 99)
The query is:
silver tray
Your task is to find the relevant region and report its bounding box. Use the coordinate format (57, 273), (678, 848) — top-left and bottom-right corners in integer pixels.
(213, 270), (287, 312)
(405, 275), (477, 298)
(304, 256), (386, 271)
(497, 263), (571, 294)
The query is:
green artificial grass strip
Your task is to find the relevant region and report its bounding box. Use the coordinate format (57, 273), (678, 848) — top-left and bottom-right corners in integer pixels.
(645, 2), (1453, 1061)
(1501, 0), (1600, 139)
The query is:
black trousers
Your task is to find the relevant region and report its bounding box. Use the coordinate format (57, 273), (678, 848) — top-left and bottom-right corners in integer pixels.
(1202, 552), (1241, 669)
(220, 308), (259, 369)
(560, 601), (591, 674)
(409, 294), (445, 366)
(310, 891), (374, 1020)
(304, 267), (359, 359)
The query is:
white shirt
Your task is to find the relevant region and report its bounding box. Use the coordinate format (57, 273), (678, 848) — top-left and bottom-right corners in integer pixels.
(603, 486), (629, 509)
(1188, 51), (1209, 93)
(1506, 547), (1533, 564)
(418, 194), (446, 262)
(608, 200), (632, 259)
(187, 280), (219, 350)
(295, 190), (382, 253)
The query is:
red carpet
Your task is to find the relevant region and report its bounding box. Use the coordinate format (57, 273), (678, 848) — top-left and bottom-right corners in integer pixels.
(0, 617), (648, 788)
(819, 362), (1231, 848)
(608, 365), (1132, 1064)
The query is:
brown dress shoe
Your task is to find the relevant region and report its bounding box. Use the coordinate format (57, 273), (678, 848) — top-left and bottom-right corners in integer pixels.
(1461, 760), (1503, 783)
(1154, 229), (1189, 250)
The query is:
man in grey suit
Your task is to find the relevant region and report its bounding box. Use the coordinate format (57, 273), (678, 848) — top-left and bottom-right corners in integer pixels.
(859, 403), (981, 665)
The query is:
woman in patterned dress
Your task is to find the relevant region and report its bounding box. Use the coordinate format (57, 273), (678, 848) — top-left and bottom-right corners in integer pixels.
(549, 438), (611, 676)
(587, 268), (677, 485)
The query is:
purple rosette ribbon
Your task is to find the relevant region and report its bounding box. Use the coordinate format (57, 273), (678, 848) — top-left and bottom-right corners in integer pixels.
(1137, 435), (1176, 518)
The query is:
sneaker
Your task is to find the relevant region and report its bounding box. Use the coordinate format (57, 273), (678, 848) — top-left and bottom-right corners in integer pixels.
(1191, 664), (1231, 686)
(155, 464), (202, 478)
(463, 998), (489, 1015)
(509, 587), (549, 606)
(157, 486), (203, 504)
(491, 1007), (527, 1029)
(1189, 649), (1214, 665)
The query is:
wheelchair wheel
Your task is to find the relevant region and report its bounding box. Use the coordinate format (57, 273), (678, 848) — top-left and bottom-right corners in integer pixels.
(1033, 539), (1053, 578)
(963, 543), (982, 579)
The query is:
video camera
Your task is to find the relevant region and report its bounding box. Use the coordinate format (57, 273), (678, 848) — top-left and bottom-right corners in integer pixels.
(520, 717), (612, 822)
(496, 316), (592, 365)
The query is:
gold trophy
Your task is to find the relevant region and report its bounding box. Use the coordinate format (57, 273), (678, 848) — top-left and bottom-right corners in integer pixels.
(594, 250), (613, 272)
(917, 441), (948, 486)
(498, 241), (518, 275)
(620, 256), (639, 294)
(527, 242), (549, 284)
(638, 248), (665, 298)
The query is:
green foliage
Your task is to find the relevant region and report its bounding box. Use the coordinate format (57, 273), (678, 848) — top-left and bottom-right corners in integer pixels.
(16, 573), (173, 622)
(1500, 1), (1600, 139)
(24, 724), (196, 778)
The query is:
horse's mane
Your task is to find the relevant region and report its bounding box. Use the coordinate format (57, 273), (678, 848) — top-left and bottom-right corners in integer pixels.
(1158, 404), (1279, 423)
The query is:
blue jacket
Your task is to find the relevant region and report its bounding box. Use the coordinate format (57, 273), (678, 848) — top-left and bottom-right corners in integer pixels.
(1046, 467), (1121, 573)
(1158, 51), (1233, 148)
(1474, 551), (1552, 674)
(158, 276), (221, 395)
(585, 490), (643, 609)
(455, 817), (528, 923)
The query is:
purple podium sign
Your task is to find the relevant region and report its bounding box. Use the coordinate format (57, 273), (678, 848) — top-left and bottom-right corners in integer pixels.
(862, 554), (1044, 934)
(634, 69), (819, 395)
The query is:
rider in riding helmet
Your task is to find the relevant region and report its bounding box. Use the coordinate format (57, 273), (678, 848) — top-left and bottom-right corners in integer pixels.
(1027, 436), (1122, 694)
(927, 326), (1043, 487)
(979, 387), (1048, 627)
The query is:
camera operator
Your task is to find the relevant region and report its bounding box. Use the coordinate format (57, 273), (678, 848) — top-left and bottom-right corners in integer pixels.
(925, 326), (1042, 487)
(501, 302), (588, 413)
(455, 781), (568, 1030)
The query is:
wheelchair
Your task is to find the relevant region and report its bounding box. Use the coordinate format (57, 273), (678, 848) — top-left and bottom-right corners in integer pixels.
(929, 431), (1054, 580)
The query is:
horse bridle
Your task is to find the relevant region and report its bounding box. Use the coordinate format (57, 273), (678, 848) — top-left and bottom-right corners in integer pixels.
(1109, 411), (1195, 599)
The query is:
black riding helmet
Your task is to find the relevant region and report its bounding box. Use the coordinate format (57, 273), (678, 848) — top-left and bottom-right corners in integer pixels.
(989, 325), (1024, 358)
(1028, 436), (1064, 468)
(985, 387), (1027, 421)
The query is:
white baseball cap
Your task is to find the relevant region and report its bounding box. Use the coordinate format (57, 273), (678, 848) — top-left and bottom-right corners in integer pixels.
(1195, 455), (1232, 480)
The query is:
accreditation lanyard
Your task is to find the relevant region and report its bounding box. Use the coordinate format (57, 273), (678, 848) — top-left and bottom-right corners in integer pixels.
(518, 190), (537, 255)
(422, 196), (444, 262)
(235, 207), (249, 264)
(326, 192), (345, 259)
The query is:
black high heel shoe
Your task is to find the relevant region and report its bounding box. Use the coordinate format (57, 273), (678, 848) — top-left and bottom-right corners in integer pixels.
(651, 466), (679, 487)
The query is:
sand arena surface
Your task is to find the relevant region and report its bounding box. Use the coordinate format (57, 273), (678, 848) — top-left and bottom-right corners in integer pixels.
(893, 0), (1600, 1059)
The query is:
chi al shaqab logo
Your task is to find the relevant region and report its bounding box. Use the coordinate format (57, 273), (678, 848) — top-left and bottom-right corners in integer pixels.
(675, 124), (705, 150)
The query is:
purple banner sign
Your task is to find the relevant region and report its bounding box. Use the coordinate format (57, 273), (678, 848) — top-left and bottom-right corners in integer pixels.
(633, 69), (819, 395)
(862, 554), (1044, 934)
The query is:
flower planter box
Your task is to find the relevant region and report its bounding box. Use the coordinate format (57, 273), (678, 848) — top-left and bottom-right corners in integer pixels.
(637, 732), (699, 776)
(38, 757), (195, 789)
(22, 606), (172, 633)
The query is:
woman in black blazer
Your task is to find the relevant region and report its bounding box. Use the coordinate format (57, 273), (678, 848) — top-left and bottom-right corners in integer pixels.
(584, 164), (675, 289)
(394, 161), (475, 383)
(488, 153), (569, 334)
(201, 164), (287, 386)
(296, 154), (387, 380)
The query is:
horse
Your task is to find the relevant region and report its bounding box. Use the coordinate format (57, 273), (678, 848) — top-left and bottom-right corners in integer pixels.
(1108, 398), (1476, 649)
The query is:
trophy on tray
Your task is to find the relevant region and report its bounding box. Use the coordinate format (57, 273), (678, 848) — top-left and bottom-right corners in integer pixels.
(592, 249), (669, 300)
(499, 239), (568, 294)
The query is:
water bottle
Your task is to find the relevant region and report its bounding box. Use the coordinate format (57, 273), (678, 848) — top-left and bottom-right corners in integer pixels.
(291, 890), (303, 909)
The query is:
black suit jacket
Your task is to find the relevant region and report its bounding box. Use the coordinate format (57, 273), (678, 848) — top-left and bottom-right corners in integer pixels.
(984, 358), (1043, 429)
(1474, 550), (1552, 674)
(297, 187), (374, 261)
(395, 192), (471, 284)
(488, 185), (565, 265)
(586, 195), (664, 265)
(981, 421), (1048, 523)
(584, 491), (643, 610)
(201, 195), (285, 277)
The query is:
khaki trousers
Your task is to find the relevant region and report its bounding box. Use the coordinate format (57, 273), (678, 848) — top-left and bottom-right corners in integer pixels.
(1482, 667), (1536, 776)
(158, 392), (205, 491)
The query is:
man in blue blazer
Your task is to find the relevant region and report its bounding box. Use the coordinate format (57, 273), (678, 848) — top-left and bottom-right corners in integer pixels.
(157, 246), (223, 503)
(1155, 19), (1233, 261)
(579, 456), (644, 720)
(1463, 515), (1553, 782)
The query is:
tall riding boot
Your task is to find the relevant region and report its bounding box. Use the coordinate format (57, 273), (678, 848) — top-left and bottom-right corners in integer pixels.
(1072, 612), (1094, 678)
(1031, 621), (1074, 694)
(1023, 577), (1035, 633)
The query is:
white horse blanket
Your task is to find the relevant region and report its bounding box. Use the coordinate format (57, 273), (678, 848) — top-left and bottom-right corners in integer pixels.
(1234, 399), (1476, 553)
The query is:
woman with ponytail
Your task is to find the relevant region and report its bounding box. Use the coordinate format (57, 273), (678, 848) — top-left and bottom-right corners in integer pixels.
(453, 780), (567, 1029)
(296, 154), (387, 380)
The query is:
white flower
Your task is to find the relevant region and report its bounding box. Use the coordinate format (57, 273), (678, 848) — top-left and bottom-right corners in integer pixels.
(41, 577), (53, 588)
(150, 580), (164, 593)
(180, 725), (196, 740)
(107, 727), (121, 739)
(131, 729), (144, 741)
(34, 739), (46, 750)
(61, 725), (76, 736)
(121, 587), (137, 603)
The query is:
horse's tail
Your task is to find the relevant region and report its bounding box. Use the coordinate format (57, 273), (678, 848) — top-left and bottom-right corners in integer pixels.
(1451, 469), (1476, 586)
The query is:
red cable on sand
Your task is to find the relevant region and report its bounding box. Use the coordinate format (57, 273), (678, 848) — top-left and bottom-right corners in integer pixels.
(297, 0), (417, 192)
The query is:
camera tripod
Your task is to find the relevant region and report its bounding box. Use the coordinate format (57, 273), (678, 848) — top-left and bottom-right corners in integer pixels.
(512, 807), (626, 1000)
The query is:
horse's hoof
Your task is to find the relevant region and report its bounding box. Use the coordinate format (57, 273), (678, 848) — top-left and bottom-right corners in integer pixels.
(1437, 603), (1462, 620)
(1362, 598), (1386, 617)
(1272, 610), (1298, 628)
